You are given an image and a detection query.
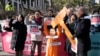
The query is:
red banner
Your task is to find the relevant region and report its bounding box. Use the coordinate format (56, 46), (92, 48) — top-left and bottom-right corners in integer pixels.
(1, 32), (68, 56)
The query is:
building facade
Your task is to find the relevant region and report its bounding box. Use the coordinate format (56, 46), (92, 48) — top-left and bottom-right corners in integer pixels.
(90, 0), (100, 4)
(95, 0), (100, 4)
(5, 0), (48, 14)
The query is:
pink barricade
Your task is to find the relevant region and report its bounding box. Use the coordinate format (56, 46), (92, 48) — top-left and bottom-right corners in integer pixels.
(1, 32), (68, 56)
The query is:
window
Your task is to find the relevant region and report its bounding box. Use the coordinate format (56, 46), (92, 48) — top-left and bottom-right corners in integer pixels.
(37, 0), (38, 7)
(19, 4), (21, 9)
(14, 2), (17, 9)
(31, 0), (34, 7)
(23, 0), (26, 4)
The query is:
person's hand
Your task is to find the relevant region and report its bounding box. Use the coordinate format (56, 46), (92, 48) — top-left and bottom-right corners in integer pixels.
(71, 38), (78, 53)
(29, 18), (32, 21)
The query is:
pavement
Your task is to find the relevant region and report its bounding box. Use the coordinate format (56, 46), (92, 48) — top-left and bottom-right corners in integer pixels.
(0, 42), (14, 56)
(0, 43), (30, 56)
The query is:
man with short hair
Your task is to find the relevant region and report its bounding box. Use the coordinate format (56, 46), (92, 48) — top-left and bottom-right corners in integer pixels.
(74, 7), (91, 56)
(47, 9), (55, 17)
(29, 10), (43, 56)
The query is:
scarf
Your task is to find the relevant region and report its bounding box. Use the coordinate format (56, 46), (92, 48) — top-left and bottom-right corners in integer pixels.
(34, 17), (42, 25)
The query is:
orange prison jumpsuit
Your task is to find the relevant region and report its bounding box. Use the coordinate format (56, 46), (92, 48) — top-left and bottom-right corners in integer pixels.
(43, 23), (61, 56)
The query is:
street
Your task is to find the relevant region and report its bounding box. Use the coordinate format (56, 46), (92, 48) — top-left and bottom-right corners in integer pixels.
(0, 42), (30, 56)
(0, 42), (14, 56)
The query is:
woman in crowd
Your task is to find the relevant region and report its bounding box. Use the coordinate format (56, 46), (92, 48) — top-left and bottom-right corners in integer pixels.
(67, 14), (77, 35)
(64, 7), (76, 56)
(64, 14), (77, 56)
(29, 10), (43, 56)
(10, 15), (27, 56)
(43, 21), (61, 56)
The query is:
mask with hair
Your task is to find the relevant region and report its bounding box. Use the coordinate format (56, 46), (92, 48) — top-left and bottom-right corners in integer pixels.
(49, 28), (56, 36)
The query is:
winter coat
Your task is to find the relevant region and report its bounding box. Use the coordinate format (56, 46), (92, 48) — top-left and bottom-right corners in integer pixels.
(74, 14), (91, 52)
(10, 20), (27, 51)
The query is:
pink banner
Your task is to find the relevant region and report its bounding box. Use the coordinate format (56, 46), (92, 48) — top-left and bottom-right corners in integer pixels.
(1, 32), (68, 56)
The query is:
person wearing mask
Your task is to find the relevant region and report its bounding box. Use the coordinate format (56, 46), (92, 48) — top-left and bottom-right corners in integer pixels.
(44, 9), (68, 56)
(74, 7), (91, 56)
(45, 27), (61, 56)
(44, 10), (55, 33)
(10, 15), (27, 56)
(29, 10), (43, 56)
(67, 14), (77, 56)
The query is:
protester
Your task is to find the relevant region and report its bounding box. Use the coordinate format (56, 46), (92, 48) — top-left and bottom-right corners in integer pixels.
(74, 7), (91, 56)
(67, 14), (77, 34)
(64, 7), (75, 56)
(29, 10), (43, 56)
(43, 9), (68, 56)
(8, 15), (27, 56)
(91, 11), (100, 32)
(67, 14), (77, 56)
(3, 16), (13, 31)
(64, 7), (73, 23)
(47, 9), (55, 17)
(44, 10), (55, 32)
(1, 3), (93, 56)
(45, 27), (61, 56)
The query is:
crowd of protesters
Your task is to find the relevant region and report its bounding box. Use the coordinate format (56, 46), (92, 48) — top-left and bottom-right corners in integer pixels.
(0, 5), (99, 56)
